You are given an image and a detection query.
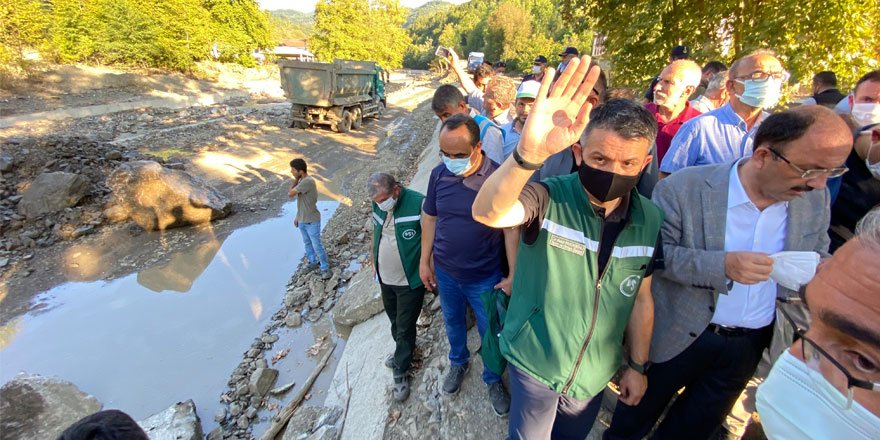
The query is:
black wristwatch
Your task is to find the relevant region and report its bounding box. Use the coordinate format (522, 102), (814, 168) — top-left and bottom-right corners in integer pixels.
(627, 357), (650, 375)
(512, 147), (543, 171)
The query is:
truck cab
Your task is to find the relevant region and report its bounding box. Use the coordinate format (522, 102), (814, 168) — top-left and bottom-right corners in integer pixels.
(467, 52), (485, 74)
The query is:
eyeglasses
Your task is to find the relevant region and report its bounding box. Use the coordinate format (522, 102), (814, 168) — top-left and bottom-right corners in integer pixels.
(767, 148), (849, 179)
(777, 300), (880, 409)
(736, 70), (791, 82)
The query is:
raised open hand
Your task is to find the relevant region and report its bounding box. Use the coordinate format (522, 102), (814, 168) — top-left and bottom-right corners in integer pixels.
(517, 56), (601, 164)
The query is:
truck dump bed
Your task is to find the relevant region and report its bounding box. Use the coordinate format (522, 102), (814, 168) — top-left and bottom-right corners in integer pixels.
(278, 59), (377, 107)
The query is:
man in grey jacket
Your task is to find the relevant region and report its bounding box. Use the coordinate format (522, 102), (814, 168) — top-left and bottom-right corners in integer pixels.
(605, 105), (853, 439)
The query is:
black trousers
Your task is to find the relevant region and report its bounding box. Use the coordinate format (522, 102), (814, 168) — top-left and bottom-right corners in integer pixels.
(605, 324), (772, 440)
(379, 282), (426, 376)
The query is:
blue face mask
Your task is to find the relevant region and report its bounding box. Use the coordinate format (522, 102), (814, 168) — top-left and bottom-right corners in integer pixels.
(735, 77), (783, 109)
(442, 155), (472, 175)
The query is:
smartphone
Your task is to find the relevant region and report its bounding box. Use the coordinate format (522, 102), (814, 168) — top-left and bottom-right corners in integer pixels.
(435, 46), (449, 58)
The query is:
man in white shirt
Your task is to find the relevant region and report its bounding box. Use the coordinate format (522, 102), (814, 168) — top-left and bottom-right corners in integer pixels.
(606, 105), (852, 439)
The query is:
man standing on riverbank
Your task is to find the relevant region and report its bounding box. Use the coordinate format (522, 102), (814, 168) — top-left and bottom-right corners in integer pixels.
(289, 158), (330, 280)
(368, 172), (426, 402)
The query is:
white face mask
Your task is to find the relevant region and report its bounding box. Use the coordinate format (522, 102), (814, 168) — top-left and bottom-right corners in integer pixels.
(532, 65), (542, 74)
(867, 142), (880, 180)
(377, 196), (396, 212)
(756, 350), (880, 440)
(769, 251), (820, 291)
(852, 103), (880, 128)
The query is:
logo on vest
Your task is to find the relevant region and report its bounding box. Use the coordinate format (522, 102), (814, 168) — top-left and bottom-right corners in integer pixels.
(619, 275), (641, 297)
(402, 229), (417, 240)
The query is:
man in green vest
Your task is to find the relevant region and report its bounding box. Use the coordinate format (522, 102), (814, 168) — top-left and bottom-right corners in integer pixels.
(368, 172), (426, 402)
(472, 57), (663, 439)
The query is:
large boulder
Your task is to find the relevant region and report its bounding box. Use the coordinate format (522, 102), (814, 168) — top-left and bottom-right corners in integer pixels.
(332, 269), (384, 327)
(18, 172), (89, 218)
(282, 406), (343, 440)
(137, 400), (203, 440)
(0, 373), (102, 440)
(107, 161), (232, 230)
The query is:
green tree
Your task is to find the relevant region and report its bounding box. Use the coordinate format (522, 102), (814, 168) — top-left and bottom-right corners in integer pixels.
(559, 0), (880, 95)
(1, 0), (51, 61)
(311, 0), (410, 68)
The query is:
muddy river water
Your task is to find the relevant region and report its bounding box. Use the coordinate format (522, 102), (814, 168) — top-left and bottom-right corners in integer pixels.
(0, 200), (343, 434)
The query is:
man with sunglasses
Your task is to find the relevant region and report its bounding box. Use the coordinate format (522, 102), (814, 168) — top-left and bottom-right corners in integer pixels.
(660, 50), (787, 177)
(606, 105), (852, 439)
(757, 207), (880, 438)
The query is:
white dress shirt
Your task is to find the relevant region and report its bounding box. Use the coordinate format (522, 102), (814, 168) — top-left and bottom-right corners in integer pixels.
(711, 161), (787, 328)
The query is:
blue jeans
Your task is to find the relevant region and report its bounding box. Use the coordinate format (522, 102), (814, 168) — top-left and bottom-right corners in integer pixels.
(298, 221), (329, 271)
(434, 265), (502, 385)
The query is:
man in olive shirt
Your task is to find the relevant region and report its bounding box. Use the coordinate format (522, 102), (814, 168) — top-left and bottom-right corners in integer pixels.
(289, 158), (330, 279)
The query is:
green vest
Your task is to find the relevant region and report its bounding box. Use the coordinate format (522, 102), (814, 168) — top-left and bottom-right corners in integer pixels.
(372, 188), (425, 289)
(501, 173), (663, 400)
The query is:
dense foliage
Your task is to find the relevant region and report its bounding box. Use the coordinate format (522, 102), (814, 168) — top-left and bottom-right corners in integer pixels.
(268, 9), (314, 41)
(404, 0), (593, 74)
(310, 0), (410, 69)
(559, 0), (880, 95)
(2, 0), (273, 73)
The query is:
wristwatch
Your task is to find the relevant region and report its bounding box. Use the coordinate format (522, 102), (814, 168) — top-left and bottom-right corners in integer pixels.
(512, 147), (543, 171)
(627, 357), (650, 375)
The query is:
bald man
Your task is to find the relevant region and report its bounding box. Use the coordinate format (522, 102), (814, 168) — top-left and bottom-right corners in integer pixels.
(606, 106), (852, 440)
(660, 50), (788, 177)
(646, 59), (704, 163)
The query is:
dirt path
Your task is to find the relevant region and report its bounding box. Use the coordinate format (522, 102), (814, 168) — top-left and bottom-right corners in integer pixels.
(0, 68), (439, 328)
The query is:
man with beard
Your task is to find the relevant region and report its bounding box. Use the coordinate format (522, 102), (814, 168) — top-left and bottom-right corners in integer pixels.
(500, 80), (540, 160)
(646, 59), (704, 164)
(472, 57), (662, 439)
(605, 105), (852, 440)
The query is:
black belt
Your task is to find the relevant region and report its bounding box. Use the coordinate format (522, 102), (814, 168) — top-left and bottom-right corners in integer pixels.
(707, 323), (766, 337)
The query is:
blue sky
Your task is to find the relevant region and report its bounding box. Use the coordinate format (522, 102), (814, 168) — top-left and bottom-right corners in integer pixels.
(257, 0), (470, 13)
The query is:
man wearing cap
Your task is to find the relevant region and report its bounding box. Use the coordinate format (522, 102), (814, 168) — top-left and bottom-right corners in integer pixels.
(557, 47), (579, 74)
(523, 56), (548, 83)
(500, 81), (540, 160)
(644, 45), (690, 103)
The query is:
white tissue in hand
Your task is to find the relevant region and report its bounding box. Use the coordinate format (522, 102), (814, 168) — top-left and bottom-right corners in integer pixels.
(770, 251), (820, 290)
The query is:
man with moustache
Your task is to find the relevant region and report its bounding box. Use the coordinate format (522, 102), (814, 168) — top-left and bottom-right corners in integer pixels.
(605, 105), (852, 439)
(660, 50), (787, 177)
(645, 59), (704, 164)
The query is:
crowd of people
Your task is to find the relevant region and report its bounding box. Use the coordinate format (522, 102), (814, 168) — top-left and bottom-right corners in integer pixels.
(364, 43), (880, 440)
(50, 45), (880, 440)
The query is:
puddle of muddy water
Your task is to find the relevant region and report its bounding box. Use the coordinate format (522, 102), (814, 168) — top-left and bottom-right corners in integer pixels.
(0, 200), (345, 434)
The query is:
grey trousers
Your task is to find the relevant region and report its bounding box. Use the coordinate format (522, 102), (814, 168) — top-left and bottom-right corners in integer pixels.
(507, 364), (603, 440)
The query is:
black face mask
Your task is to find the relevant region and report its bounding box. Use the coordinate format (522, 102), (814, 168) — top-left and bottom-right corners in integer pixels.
(577, 162), (641, 202)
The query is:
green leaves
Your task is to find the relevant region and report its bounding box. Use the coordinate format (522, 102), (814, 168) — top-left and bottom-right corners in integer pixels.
(559, 0), (880, 98)
(1, 0), (274, 72)
(310, 0), (410, 69)
(404, 0), (594, 73)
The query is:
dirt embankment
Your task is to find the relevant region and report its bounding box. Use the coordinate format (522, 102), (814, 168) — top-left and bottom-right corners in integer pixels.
(0, 63), (437, 327)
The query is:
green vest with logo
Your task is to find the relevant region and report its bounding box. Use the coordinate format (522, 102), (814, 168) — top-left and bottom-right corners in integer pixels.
(372, 187), (425, 289)
(501, 173), (663, 400)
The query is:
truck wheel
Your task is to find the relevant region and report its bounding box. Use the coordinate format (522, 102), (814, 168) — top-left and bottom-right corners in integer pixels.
(351, 108), (363, 130)
(338, 111), (352, 133)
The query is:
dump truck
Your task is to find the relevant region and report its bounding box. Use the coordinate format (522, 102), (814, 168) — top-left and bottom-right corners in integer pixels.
(278, 59), (386, 133)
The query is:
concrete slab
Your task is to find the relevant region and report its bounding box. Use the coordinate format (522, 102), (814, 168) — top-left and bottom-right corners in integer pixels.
(323, 314), (394, 440)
